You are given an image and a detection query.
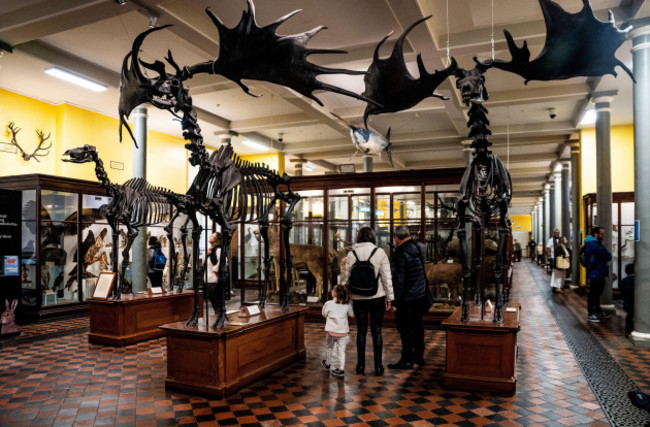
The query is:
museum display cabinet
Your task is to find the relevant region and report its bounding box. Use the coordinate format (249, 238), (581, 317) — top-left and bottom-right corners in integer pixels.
(583, 192), (634, 289)
(0, 174), (199, 318)
(236, 167), (468, 319)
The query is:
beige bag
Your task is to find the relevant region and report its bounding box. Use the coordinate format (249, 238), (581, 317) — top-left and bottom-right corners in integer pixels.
(556, 256), (570, 270)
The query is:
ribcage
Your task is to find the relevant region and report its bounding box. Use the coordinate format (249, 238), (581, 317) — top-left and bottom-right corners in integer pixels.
(122, 177), (173, 227)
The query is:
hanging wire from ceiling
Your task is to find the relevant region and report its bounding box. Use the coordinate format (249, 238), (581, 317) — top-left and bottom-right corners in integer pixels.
(506, 106), (511, 169)
(490, 0), (495, 61)
(445, 0), (451, 66)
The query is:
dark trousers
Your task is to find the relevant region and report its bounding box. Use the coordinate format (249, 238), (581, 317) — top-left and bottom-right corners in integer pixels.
(587, 277), (605, 316)
(395, 297), (425, 363)
(148, 271), (163, 287)
(515, 250), (522, 262)
(353, 297), (385, 369)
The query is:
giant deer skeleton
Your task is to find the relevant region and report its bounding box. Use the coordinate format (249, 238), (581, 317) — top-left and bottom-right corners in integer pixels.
(116, 0), (372, 328)
(360, 0), (633, 323)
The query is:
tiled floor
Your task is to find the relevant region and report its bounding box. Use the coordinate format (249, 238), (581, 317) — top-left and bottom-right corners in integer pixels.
(0, 261), (647, 426)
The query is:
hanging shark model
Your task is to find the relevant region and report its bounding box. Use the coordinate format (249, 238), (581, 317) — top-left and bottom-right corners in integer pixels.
(331, 113), (393, 168)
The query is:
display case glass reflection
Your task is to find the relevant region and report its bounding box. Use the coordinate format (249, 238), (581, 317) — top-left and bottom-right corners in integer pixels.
(40, 222), (76, 306)
(21, 190), (37, 306)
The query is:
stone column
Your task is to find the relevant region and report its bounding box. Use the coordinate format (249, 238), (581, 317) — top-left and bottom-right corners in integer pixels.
(532, 209), (537, 246)
(131, 106), (148, 292)
(570, 142), (581, 287)
(549, 183), (555, 237)
(561, 162), (571, 240)
(593, 91), (617, 307)
(631, 20), (650, 346)
(553, 166), (562, 237)
(362, 155), (373, 172)
(290, 158), (306, 176)
(544, 184), (551, 246)
(461, 140), (473, 165)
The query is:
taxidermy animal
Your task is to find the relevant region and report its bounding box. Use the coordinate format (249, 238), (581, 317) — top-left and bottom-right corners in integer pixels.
(1, 300), (21, 335)
(6, 122), (52, 162)
(265, 224), (337, 301)
(52, 272), (64, 293)
(331, 113), (393, 167)
(425, 262), (462, 300)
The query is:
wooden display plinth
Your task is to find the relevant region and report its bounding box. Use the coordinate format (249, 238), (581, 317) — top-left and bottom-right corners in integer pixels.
(89, 290), (201, 346)
(443, 303), (520, 395)
(161, 306), (307, 398)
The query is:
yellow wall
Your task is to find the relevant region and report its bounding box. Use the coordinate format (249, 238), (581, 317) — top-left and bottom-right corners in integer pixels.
(0, 89), (188, 193)
(510, 215), (532, 232)
(240, 153), (285, 175)
(580, 125), (635, 195)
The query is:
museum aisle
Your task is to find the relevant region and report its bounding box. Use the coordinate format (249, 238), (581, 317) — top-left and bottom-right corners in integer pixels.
(0, 261), (649, 426)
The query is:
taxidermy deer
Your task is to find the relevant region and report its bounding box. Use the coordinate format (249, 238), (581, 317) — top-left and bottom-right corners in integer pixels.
(6, 122), (52, 162)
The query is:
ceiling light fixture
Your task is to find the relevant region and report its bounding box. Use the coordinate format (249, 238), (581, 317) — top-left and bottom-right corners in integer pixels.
(580, 109), (596, 126)
(242, 139), (268, 151)
(45, 67), (108, 92)
(303, 163), (315, 171)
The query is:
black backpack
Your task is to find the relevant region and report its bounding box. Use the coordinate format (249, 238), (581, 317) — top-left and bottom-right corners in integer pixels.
(578, 245), (588, 268)
(348, 248), (379, 296)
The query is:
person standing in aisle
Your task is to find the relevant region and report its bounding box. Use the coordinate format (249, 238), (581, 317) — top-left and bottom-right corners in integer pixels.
(546, 228), (561, 272)
(583, 226), (612, 322)
(147, 236), (164, 288)
(388, 225), (427, 370)
(550, 236), (570, 293)
(204, 232), (222, 316)
(341, 227), (393, 376)
(527, 237), (536, 260)
(321, 284), (355, 378)
(513, 239), (522, 262)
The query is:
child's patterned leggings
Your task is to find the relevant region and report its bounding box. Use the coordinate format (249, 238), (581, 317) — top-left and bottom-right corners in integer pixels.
(325, 334), (350, 371)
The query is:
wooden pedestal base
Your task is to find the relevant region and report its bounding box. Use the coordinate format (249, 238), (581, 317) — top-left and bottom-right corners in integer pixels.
(161, 306), (307, 398)
(443, 303), (520, 395)
(89, 290), (201, 346)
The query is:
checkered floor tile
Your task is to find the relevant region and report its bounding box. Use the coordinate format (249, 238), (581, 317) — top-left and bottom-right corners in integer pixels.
(0, 262), (638, 426)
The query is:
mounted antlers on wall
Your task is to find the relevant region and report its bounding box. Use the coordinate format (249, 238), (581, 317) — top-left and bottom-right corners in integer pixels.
(5, 122), (52, 162)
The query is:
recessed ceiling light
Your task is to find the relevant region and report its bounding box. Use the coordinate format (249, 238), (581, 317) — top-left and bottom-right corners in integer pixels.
(242, 139), (268, 151)
(44, 67), (108, 92)
(580, 109), (596, 126)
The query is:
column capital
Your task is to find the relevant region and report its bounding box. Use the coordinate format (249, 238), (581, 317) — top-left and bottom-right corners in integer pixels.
(570, 141), (580, 154)
(592, 90), (618, 109)
(630, 17), (650, 39)
(461, 139), (473, 150)
(289, 158), (307, 164)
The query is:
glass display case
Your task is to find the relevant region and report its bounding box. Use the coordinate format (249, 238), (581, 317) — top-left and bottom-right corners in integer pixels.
(583, 192), (635, 289)
(236, 167), (468, 317)
(0, 174), (193, 318)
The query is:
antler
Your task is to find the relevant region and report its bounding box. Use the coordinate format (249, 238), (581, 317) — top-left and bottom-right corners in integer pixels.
(7, 122), (52, 162)
(205, 0), (376, 106)
(481, 0), (634, 83)
(362, 16), (458, 127)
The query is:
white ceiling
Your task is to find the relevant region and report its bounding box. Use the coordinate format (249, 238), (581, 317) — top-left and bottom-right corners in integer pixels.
(1, 0), (648, 216)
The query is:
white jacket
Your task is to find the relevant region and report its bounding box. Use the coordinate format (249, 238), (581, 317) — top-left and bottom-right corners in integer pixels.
(205, 248), (220, 283)
(341, 242), (394, 301)
(322, 300), (355, 333)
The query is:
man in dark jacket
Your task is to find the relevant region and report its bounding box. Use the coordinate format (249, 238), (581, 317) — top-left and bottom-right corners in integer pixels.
(583, 226), (612, 323)
(619, 263), (635, 335)
(388, 225), (427, 369)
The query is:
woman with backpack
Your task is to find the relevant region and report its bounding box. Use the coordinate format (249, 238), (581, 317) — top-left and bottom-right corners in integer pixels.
(147, 236), (164, 288)
(341, 227), (393, 376)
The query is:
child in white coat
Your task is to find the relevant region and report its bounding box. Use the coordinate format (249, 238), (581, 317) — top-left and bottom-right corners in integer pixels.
(322, 285), (354, 378)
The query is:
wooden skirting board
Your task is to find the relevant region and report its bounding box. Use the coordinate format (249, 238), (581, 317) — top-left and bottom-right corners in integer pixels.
(89, 290), (201, 346)
(161, 306), (307, 398)
(443, 303), (521, 395)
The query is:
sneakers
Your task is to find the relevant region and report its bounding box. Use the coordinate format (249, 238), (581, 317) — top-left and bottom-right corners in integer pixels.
(587, 314), (600, 323)
(321, 360), (330, 370)
(331, 368), (344, 378)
